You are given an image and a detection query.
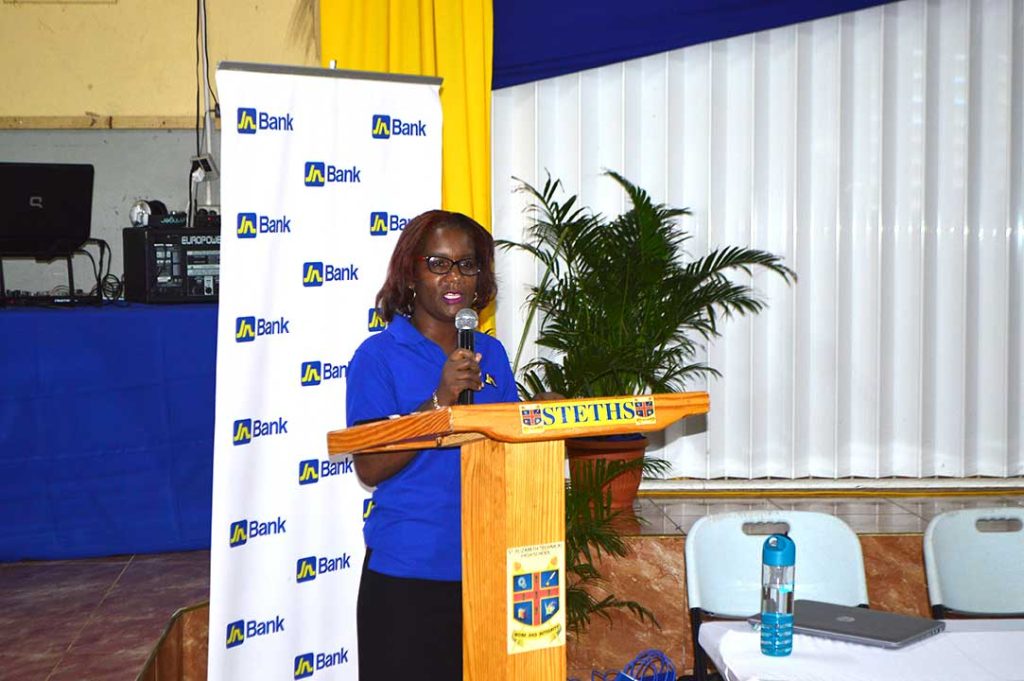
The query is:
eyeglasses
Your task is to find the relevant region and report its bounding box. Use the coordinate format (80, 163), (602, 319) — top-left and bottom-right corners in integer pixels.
(418, 255), (481, 276)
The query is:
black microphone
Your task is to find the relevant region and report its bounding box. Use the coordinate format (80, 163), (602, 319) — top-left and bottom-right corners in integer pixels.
(455, 308), (478, 405)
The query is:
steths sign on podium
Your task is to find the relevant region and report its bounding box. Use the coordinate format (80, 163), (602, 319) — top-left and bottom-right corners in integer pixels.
(326, 392), (710, 681)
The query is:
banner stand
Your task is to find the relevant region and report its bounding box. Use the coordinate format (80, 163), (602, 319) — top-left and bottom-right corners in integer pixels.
(209, 61), (442, 680)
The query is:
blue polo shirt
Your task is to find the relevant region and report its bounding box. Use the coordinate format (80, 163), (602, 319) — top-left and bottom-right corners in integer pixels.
(345, 315), (519, 581)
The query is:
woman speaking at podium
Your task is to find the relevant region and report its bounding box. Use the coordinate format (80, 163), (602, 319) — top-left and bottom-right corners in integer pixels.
(346, 210), (518, 680)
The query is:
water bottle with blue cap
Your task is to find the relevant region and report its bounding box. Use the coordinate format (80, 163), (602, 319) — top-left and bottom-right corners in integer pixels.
(760, 533), (795, 656)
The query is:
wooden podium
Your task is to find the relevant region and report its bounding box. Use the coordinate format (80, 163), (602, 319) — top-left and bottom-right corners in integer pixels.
(327, 392), (709, 681)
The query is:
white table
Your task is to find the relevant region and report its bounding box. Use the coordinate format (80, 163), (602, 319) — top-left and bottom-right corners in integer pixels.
(698, 619), (1024, 681)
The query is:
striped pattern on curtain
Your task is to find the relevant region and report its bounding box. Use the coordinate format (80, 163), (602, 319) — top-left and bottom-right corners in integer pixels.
(493, 0), (1023, 480)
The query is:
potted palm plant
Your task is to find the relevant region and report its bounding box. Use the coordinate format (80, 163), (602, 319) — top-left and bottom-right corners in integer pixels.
(499, 170), (796, 510)
(500, 170), (795, 642)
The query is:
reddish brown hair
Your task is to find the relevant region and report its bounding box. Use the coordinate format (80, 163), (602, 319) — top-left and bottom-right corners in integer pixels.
(375, 210), (497, 321)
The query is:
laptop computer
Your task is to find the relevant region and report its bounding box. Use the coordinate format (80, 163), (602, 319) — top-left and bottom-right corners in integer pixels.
(0, 162), (94, 259)
(750, 599), (946, 649)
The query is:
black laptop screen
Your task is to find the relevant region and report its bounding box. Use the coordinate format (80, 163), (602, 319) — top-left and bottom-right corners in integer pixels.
(0, 162), (94, 259)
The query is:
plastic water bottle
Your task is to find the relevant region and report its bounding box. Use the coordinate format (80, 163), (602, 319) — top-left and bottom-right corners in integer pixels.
(760, 533), (795, 656)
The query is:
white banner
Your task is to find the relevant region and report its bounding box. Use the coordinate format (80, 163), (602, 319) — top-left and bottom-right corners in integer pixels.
(209, 63), (441, 680)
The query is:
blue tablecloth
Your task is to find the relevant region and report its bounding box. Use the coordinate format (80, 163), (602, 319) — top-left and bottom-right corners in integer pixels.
(0, 303), (217, 561)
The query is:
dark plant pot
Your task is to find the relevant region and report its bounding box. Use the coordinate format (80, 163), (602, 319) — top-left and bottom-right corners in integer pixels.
(565, 435), (649, 512)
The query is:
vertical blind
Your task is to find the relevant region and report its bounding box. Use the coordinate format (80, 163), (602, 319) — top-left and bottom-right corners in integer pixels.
(492, 0), (1023, 480)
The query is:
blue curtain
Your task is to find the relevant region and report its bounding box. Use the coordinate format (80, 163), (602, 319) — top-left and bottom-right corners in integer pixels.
(493, 0), (896, 89)
(0, 305), (216, 560)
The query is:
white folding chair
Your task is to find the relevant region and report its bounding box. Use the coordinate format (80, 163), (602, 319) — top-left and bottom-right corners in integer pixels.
(684, 510), (869, 681)
(923, 507), (1024, 618)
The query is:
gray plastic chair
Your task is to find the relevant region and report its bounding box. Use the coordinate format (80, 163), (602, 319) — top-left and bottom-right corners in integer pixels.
(684, 510), (869, 681)
(923, 507), (1024, 618)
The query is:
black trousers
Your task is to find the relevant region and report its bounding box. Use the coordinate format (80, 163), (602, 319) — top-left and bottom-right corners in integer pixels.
(357, 552), (462, 681)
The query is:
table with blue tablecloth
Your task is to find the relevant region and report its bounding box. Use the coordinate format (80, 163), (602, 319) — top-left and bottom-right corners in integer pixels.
(0, 303), (217, 561)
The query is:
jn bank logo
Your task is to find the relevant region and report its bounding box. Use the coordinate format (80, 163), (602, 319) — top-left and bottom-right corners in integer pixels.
(229, 516), (287, 548)
(367, 308), (386, 333)
(296, 556), (317, 583)
(237, 212), (257, 237)
(225, 620), (246, 648)
(295, 648), (349, 677)
(296, 554), (352, 584)
(369, 211), (409, 236)
(237, 212), (291, 238)
(304, 162), (325, 186)
(235, 317), (256, 342)
(229, 520), (248, 547)
(300, 360), (347, 386)
(300, 361), (321, 386)
(298, 459), (320, 485)
(371, 114), (390, 139)
(225, 616), (285, 649)
(236, 108), (258, 134)
(232, 417), (288, 446)
(372, 113), (427, 139)
(295, 653), (315, 678)
(232, 420), (253, 446)
(369, 211), (388, 235)
(302, 261), (359, 287)
(237, 107), (293, 134)
(299, 457), (354, 485)
(304, 161), (361, 186)
(235, 315), (290, 343)
(302, 262), (323, 286)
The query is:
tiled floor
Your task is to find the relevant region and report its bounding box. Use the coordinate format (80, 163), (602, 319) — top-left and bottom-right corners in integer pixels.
(1, 494), (1021, 679)
(0, 551), (209, 681)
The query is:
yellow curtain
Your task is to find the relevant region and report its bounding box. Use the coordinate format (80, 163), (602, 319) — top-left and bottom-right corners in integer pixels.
(320, 0), (494, 329)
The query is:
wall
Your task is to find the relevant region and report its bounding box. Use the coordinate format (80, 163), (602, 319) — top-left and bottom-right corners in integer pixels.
(0, 0), (316, 121)
(0, 129), (216, 295)
(0, 0), (316, 295)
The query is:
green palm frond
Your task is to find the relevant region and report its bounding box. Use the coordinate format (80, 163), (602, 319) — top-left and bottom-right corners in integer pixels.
(564, 455), (669, 636)
(497, 170), (796, 398)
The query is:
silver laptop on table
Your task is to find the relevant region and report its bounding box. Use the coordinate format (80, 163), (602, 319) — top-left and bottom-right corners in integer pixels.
(750, 599), (945, 649)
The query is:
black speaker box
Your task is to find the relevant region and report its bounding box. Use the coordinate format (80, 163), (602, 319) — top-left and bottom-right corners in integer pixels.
(122, 228), (220, 303)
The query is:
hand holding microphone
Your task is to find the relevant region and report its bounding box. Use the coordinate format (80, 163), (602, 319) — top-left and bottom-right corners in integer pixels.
(434, 308), (481, 407)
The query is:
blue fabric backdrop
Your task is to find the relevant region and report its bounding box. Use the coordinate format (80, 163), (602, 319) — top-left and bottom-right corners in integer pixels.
(493, 0), (896, 89)
(0, 304), (216, 561)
